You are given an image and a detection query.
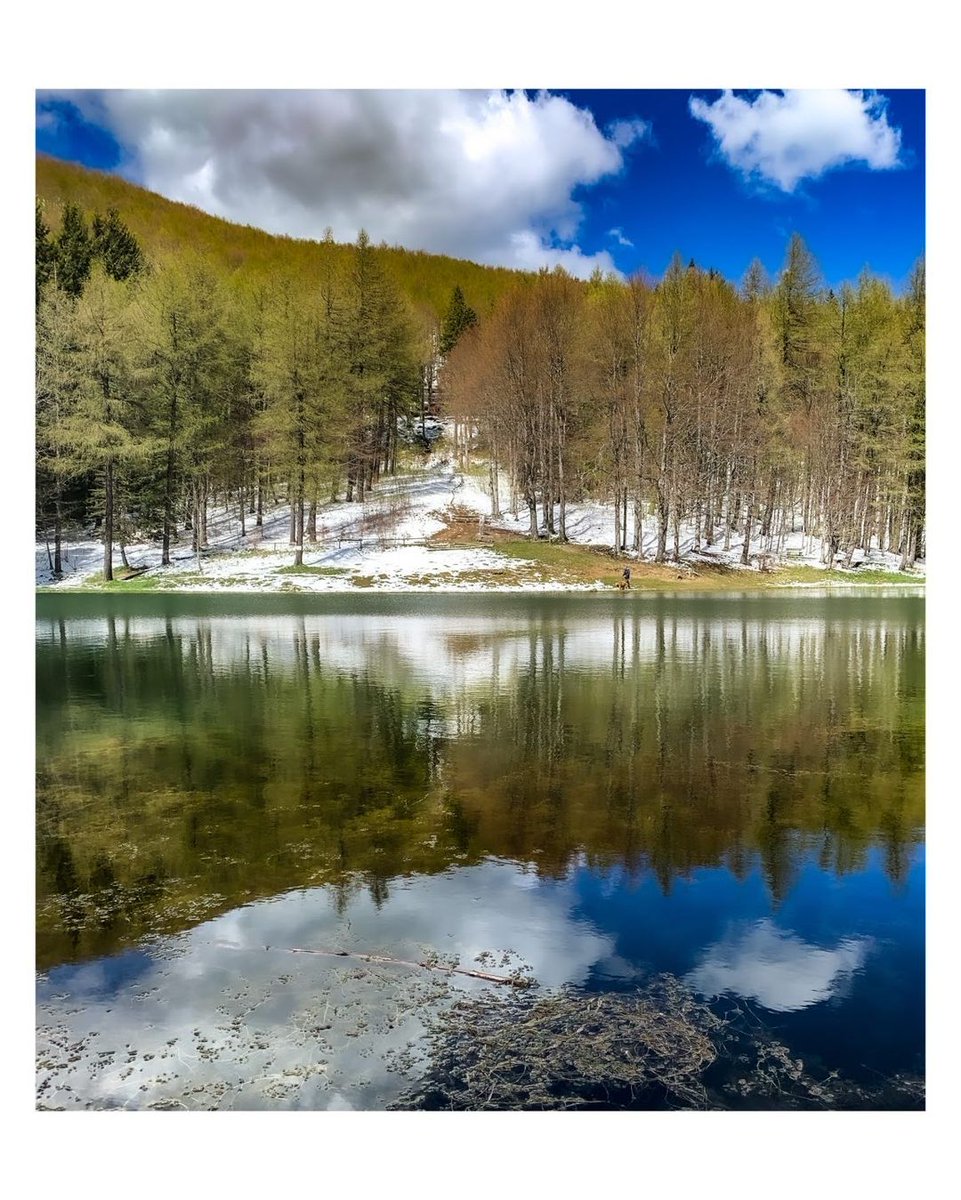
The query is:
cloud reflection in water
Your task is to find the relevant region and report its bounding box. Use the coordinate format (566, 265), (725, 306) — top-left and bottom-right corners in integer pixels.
(685, 919), (872, 1013)
(37, 860), (612, 1110)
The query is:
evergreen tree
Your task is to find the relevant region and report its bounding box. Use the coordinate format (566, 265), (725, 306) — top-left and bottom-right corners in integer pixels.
(36, 199), (55, 307)
(93, 208), (145, 281)
(55, 202), (94, 298)
(440, 285), (478, 356)
(58, 267), (140, 580)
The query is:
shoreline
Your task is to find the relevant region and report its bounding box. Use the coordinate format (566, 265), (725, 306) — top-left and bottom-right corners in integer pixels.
(35, 461), (925, 599)
(37, 576), (925, 598)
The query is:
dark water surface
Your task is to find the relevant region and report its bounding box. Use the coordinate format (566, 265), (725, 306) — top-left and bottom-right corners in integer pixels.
(36, 591), (925, 1109)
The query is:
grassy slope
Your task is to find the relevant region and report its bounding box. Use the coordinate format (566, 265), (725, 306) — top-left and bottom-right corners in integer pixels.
(36, 154), (530, 318)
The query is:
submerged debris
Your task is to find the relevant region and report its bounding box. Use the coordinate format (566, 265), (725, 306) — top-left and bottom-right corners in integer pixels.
(389, 975), (722, 1110)
(389, 974), (925, 1112)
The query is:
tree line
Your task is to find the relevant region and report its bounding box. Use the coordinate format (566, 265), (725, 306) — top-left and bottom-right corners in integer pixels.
(37, 197), (924, 578)
(441, 237), (925, 568)
(36, 200), (434, 579)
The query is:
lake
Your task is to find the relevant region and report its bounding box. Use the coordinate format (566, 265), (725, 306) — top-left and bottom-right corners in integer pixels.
(35, 590), (925, 1110)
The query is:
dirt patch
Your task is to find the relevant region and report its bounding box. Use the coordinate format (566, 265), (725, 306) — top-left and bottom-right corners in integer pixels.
(430, 506), (516, 547)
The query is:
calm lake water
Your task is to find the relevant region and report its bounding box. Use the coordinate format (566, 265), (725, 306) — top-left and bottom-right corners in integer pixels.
(36, 590), (925, 1110)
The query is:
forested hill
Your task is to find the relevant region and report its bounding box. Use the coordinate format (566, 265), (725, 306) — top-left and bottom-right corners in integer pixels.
(36, 154), (529, 318)
(36, 153), (925, 586)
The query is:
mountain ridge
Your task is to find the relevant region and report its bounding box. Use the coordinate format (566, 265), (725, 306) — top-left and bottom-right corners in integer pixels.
(35, 153), (532, 317)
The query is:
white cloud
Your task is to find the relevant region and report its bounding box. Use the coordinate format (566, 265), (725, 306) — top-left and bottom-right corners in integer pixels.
(40, 89), (650, 279)
(608, 226), (634, 248)
(689, 89), (902, 193)
(685, 919), (872, 1013)
(607, 117), (651, 149)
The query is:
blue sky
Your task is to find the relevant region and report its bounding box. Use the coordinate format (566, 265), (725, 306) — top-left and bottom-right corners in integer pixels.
(560, 89), (924, 290)
(36, 88), (924, 290)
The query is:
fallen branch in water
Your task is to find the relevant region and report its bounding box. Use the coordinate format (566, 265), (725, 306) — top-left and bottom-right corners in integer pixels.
(213, 942), (534, 988)
(285, 946), (534, 988)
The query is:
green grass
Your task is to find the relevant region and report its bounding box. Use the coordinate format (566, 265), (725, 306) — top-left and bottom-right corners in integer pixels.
(275, 564), (349, 576)
(482, 541), (924, 591)
(38, 570), (214, 593)
(771, 564), (923, 586)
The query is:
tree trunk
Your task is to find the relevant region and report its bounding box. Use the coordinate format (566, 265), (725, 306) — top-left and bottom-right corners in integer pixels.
(161, 427), (176, 566)
(200, 477), (209, 548)
(103, 457), (114, 582)
(741, 497), (753, 566)
(655, 490), (668, 563)
(191, 479), (200, 553)
(53, 503), (62, 578)
(557, 432), (567, 542)
(613, 487), (621, 555)
(490, 431), (501, 518)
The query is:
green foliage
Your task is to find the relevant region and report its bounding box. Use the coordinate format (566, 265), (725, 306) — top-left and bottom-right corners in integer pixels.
(34, 153), (924, 576)
(54, 201), (94, 298)
(136, 257), (241, 557)
(439, 284), (478, 355)
(36, 199), (55, 307)
(772, 233), (822, 409)
(37, 154), (528, 318)
(92, 207), (144, 280)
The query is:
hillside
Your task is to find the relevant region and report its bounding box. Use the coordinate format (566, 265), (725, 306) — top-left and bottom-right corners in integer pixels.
(36, 154), (531, 318)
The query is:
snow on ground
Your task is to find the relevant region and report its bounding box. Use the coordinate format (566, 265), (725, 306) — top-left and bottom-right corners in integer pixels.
(481, 477), (924, 579)
(36, 441), (923, 592)
(36, 454), (565, 592)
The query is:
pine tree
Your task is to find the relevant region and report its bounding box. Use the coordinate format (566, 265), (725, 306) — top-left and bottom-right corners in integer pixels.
(93, 208), (145, 281)
(36, 199), (55, 307)
(55, 202), (94, 298)
(742, 258), (769, 303)
(440, 285), (478, 356)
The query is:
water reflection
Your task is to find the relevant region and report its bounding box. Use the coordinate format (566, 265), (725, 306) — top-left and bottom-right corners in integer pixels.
(36, 594), (924, 969)
(35, 594), (924, 1108)
(37, 860), (612, 1110)
(685, 920), (873, 1013)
